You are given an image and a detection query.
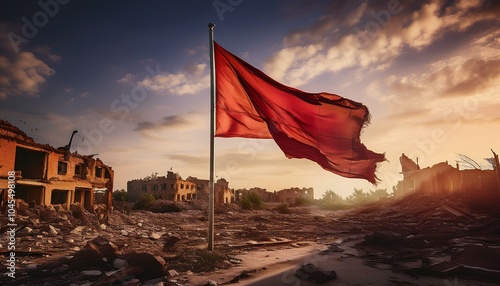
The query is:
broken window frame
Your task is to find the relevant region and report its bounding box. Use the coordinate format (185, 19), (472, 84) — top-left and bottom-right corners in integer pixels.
(14, 146), (47, 179)
(58, 161), (68, 175)
(95, 166), (103, 178)
(74, 164), (85, 177)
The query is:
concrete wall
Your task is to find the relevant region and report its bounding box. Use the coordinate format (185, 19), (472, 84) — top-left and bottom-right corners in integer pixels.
(395, 155), (498, 197)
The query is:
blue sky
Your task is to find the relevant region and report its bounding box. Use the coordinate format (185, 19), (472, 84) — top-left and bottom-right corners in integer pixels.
(1, 0), (499, 198)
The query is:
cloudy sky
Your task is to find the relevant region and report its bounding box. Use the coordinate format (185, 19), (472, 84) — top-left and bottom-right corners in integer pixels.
(1, 0), (499, 198)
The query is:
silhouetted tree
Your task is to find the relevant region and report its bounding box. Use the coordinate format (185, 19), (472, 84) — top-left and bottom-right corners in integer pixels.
(369, 188), (389, 200)
(113, 189), (128, 201)
(322, 190), (344, 204)
(346, 188), (370, 205)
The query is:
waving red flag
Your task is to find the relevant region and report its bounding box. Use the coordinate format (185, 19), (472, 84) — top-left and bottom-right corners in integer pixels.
(214, 42), (385, 183)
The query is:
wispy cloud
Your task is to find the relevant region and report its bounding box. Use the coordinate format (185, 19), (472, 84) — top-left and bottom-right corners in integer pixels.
(0, 51), (55, 100)
(34, 46), (62, 62)
(263, 0), (500, 87)
(79, 91), (90, 98)
(0, 24), (57, 100)
(116, 73), (136, 84)
(134, 111), (204, 132)
(137, 63), (209, 96)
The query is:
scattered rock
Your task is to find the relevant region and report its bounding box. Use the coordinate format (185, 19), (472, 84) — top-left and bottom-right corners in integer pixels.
(121, 230), (129, 236)
(163, 235), (182, 252)
(124, 252), (167, 280)
(113, 258), (129, 269)
(86, 236), (118, 261)
(52, 265), (70, 274)
(69, 249), (108, 270)
(82, 270), (103, 276)
(99, 224), (107, 231)
(48, 225), (59, 236)
(167, 269), (178, 277)
(17, 226), (33, 236)
(70, 226), (85, 234)
(295, 263), (337, 284)
(149, 232), (162, 240)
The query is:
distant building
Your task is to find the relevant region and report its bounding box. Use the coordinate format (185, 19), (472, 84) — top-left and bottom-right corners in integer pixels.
(395, 153), (499, 197)
(276, 187), (314, 204)
(186, 176), (234, 205)
(0, 119), (114, 214)
(127, 171), (197, 202)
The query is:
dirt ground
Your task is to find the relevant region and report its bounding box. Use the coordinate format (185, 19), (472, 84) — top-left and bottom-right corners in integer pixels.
(1, 192), (500, 285)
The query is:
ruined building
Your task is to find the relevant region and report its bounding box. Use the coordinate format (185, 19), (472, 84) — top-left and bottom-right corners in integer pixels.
(128, 173), (233, 205)
(276, 187), (314, 204)
(0, 119), (114, 213)
(395, 153), (499, 197)
(187, 177), (234, 205)
(127, 171), (198, 202)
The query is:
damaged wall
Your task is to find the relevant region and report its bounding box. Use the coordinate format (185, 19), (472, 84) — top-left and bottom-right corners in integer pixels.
(395, 153), (498, 197)
(181, 176), (233, 205)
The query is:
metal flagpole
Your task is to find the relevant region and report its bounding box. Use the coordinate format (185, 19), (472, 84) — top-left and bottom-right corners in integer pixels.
(208, 22), (216, 251)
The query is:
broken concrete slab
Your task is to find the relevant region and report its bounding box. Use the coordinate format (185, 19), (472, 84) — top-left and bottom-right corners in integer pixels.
(123, 252), (167, 281)
(295, 263), (337, 284)
(85, 235), (118, 261)
(452, 244), (500, 279)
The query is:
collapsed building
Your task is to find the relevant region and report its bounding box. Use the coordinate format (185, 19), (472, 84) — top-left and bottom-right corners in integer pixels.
(395, 153), (500, 197)
(235, 186), (314, 204)
(127, 172), (234, 205)
(0, 119), (114, 214)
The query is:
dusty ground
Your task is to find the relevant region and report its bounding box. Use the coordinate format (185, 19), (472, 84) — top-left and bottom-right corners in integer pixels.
(1, 192), (500, 285)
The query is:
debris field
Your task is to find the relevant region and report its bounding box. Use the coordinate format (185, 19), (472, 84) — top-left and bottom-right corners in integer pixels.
(1, 191), (499, 285)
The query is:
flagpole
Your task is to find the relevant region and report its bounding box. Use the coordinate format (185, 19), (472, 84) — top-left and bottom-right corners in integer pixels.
(208, 22), (216, 251)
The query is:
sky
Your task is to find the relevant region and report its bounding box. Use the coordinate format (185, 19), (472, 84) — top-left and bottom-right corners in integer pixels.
(0, 0), (499, 199)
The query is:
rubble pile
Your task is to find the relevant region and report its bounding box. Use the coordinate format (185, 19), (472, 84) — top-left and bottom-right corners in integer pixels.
(330, 192), (500, 282)
(1, 191), (499, 285)
(5, 235), (172, 286)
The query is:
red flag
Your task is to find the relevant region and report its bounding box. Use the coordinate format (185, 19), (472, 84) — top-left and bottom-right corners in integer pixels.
(214, 42), (385, 183)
